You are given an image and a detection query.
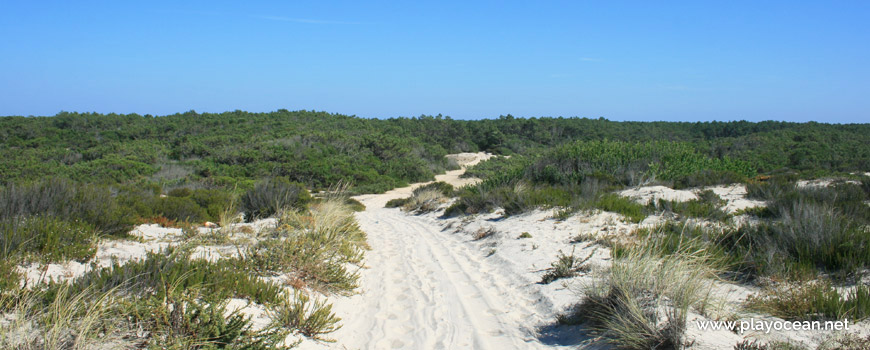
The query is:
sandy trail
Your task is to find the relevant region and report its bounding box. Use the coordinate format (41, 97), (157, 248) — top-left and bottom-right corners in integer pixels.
(302, 153), (567, 349)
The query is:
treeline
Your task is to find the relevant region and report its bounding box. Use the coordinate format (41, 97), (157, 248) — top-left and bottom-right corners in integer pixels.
(1, 110), (868, 193)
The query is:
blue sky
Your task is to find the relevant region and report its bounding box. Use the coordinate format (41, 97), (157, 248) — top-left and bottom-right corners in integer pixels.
(1, 1), (868, 122)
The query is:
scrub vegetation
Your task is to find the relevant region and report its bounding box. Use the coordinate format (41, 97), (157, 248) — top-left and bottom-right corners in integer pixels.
(1, 110), (869, 348)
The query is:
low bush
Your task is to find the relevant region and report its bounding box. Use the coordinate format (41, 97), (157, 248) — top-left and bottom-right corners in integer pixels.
(0, 178), (134, 237)
(746, 281), (870, 321)
(1, 216), (98, 263)
(672, 169), (747, 189)
(591, 193), (648, 223)
(241, 178), (311, 221)
(344, 198), (366, 212)
(268, 291), (342, 341)
(400, 189), (448, 213)
(126, 294), (286, 349)
(721, 202), (870, 280)
(249, 199), (367, 293)
(63, 249), (284, 306)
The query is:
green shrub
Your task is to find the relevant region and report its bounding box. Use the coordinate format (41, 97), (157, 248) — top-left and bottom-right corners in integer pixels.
(65, 249), (285, 306)
(0, 216), (97, 263)
(722, 203), (870, 279)
(343, 198), (366, 212)
(267, 291), (341, 341)
(154, 196), (209, 223)
(384, 197), (409, 208)
(673, 169), (747, 189)
(249, 200), (367, 293)
(592, 193), (648, 223)
(241, 178), (311, 221)
(652, 190), (729, 221)
(413, 181), (454, 197)
(127, 294), (289, 349)
(0, 178), (134, 237)
(746, 281), (870, 321)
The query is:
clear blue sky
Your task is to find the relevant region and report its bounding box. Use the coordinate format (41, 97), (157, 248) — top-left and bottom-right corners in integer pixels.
(1, 1), (868, 122)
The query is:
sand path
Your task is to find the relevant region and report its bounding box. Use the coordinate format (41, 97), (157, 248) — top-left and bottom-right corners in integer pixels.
(301, 153), (566, 349)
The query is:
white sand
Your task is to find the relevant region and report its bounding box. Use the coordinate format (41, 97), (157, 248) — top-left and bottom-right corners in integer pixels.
(620, 184), (765, 214)
(620, 185), (697, 204)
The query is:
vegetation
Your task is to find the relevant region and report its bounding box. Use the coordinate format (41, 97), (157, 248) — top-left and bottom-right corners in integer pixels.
(563, 242), (717, 349)
(0, 197), (365, 348)
(539, 248), (592, 284)
(2, 110), (869, 347)
(241, 177), (311, 221)
(746, 281), (870, 321)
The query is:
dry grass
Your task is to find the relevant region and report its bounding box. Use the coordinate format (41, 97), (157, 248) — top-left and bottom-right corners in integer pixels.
(570, 242), (718, 349)
(401, 189), (448, 213)
(0, 285), (120, 350)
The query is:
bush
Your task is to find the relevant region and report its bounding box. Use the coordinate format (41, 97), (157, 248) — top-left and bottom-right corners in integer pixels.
(413, 181), (454, 197)
(400, 189), (448, 214)
(249, 199), (367, 293)
(722, 202), (870, 279)
(651, 190), (729, 222)
(673, 169), (746, 189)
(592, 193), (648, 223)
(267, 291), (341, 341)
(153, 196), (209, 223)
(746, 281), (870, 321)
(241, 178), (311, 221)
(1, 216), (98, 263)
(0, 178), (134, 237)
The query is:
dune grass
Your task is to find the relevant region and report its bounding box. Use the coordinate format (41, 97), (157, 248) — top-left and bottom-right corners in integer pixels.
(564, 239), (718, 349)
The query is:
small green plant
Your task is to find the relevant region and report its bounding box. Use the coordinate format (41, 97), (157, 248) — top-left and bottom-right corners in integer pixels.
(268, 291), (342, 341)
(517, 232), (532, 239)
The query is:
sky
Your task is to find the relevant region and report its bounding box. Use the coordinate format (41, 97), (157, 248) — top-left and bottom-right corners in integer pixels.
(1, 1), (868, 122)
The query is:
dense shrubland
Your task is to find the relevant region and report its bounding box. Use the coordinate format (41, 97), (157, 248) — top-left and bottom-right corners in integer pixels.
(2, 110), (869, 348)
(2, 111), (868, 192)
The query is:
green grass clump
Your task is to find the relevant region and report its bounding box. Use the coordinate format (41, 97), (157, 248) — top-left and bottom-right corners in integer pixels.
(343, 197), (366, 212)
(746, 281), (870, 321)
(66, 249), (285, 306)
(268, 291), (342, 341)
(592, 193), (648, 223)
